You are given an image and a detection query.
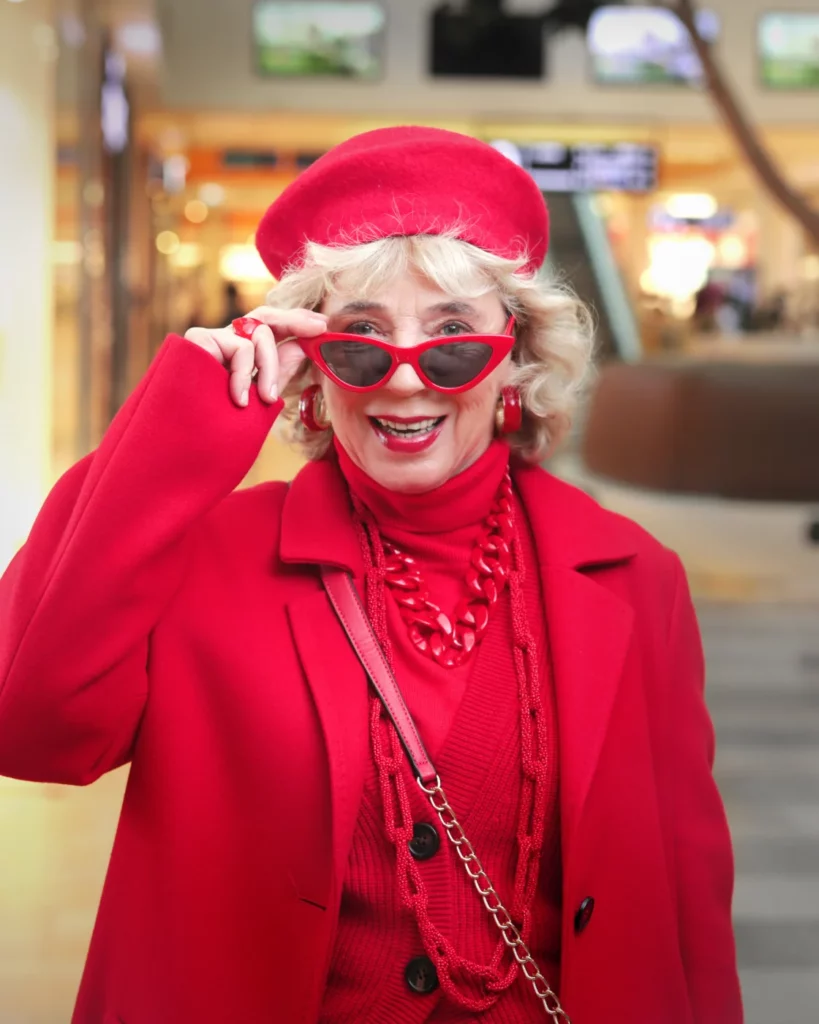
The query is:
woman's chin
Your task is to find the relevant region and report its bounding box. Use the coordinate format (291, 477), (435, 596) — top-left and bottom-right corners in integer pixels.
(364, 446), (453, 494)
(350, 429), (492, 494)
(374, 463), (449, 494)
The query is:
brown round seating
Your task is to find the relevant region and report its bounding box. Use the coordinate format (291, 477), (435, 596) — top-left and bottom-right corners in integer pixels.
(580, 360), (819, 502)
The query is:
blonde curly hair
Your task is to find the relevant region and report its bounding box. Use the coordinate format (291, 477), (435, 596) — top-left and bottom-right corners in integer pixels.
(268, 231), (595, 463)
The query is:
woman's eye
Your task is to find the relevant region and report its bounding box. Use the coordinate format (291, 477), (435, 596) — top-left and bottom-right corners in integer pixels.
(345, 321), (380, 336)
(439, 321), (472, 336)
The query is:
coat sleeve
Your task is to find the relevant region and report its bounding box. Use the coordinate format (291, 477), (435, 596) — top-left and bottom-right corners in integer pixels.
(0, 335), (281, 785)
(665, 554), (744, 1023)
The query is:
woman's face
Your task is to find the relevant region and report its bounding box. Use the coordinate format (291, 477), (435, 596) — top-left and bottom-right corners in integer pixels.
(318, 272), (511, 494)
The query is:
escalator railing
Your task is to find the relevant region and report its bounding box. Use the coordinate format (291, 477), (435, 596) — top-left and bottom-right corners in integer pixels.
(542, 192), (642, 363)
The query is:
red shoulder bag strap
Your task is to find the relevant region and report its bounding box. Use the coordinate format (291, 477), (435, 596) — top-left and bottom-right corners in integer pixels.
(320, 564), (437, 784)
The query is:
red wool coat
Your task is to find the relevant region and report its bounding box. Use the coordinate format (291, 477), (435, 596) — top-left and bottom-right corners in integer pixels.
(0, 336), (742, 1024)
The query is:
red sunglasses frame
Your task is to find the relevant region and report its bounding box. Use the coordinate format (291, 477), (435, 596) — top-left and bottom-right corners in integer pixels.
(297, 315), (516, 394)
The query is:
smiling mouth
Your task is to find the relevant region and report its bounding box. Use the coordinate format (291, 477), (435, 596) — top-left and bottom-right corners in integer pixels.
(369, 416), (446, 438)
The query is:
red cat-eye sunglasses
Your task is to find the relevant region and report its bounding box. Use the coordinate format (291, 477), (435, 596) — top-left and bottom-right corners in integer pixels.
(297, 315), (516, 394)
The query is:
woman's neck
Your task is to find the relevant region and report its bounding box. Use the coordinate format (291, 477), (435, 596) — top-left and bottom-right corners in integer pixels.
(335, 439), (510, 536)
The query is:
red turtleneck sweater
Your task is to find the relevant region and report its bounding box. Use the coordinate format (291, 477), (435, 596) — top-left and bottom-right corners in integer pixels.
(319, 443), (562, 1023)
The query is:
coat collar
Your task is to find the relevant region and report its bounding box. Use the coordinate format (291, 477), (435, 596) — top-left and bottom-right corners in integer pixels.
(279, 454), (638, 572)
(279, 457), (363, 572)
(509, 459), (637, 569)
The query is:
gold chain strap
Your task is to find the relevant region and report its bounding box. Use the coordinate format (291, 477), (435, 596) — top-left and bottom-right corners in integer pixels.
(417, 774), (571, 1022)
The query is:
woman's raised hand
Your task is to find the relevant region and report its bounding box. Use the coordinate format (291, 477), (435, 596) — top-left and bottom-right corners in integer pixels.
(185, 307), (328, 407)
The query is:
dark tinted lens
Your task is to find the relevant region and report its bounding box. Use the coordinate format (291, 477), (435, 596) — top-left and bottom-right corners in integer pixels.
(319, 341), (393, 388)
(418, 342), (494, 389)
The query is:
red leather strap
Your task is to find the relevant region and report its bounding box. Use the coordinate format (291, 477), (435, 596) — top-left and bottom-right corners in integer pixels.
(321, 566), (438, 785)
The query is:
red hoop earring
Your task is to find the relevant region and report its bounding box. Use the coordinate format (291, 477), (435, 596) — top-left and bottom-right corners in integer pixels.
(495, 386), (522, 435)
(299, 384), (330, 432)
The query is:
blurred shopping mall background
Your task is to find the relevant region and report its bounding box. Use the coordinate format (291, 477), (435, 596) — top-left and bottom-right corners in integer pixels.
(1, 0), (818, 1021)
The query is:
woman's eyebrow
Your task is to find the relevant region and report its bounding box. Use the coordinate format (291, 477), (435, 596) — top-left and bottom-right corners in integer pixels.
(332, 300), (478, 317)
(335, 301), (388, 315)
(426, 301), (479, 316)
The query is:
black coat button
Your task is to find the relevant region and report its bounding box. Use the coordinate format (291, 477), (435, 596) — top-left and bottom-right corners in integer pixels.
(408, 822), (440, 861)
(405, 955), (439, 994)
(574, 897), (595, 934)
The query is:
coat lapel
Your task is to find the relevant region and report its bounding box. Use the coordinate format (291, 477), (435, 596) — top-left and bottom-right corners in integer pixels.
(286, 589), (370, 893)
(280, 457), (371, 892)
(513, 463), (636, 860)
(541, 565), (634, 856)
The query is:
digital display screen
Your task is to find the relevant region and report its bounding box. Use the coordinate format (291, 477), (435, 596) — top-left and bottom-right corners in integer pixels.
(430, 5), (545, 79)
(492, 141), (658, 194)
(587, 6), (719, 86)
(759, 13), (819, 89)
(252, 1), (385, 78)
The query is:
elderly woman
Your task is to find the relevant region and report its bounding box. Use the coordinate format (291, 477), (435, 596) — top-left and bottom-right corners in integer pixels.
(0, 127), (741, 1024)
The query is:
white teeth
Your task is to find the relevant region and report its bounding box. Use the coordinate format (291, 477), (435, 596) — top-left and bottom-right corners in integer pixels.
(374, 417), (441, 436)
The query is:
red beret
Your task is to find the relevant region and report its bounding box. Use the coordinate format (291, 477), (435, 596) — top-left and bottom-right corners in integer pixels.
(255, 126), (549, 279)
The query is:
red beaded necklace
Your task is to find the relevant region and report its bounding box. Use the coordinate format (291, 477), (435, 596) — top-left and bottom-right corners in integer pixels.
(381, 471), (514, 668)
(351, 474), (552, 1013)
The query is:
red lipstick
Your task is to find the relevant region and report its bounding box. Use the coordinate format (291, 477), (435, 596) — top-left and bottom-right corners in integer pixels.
(371, 415), (436, 424)
(368, 415), (446, 454)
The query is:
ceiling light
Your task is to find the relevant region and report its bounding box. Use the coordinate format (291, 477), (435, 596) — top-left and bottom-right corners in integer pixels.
(199, 183), (226, 207)
(219, 244), (271, 284)
(665, 193), (719, 221)
(717, 235), (748, 269)
(156, 231), (181, 256)
(170, 243), (203, 270)
(642, 234), (715, 300)
(163, 155), (189, 194)
(184, 199), (209, 224)
(115, 22), (162, 57)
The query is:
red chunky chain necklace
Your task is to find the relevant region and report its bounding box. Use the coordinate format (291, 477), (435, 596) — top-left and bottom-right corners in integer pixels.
(381, 471), (514, 668)
(351, 475), (553, 1013)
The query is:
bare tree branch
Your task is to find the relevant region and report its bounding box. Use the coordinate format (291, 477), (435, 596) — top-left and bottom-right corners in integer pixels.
(668, 0), (819, 248)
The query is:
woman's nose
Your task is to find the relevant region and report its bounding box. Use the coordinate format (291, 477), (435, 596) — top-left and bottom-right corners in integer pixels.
(385, 361), (426, 395)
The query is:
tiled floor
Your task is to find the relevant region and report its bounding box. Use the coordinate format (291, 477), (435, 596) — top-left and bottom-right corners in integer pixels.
(0, 601), (817, 1023)
(0, 771), (123, 1023)
(703, 602), (819, 1023)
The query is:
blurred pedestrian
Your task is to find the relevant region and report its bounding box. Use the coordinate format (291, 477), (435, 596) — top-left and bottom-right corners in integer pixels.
(222, 280), (244, 324)
(694, 275), (724, 332)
